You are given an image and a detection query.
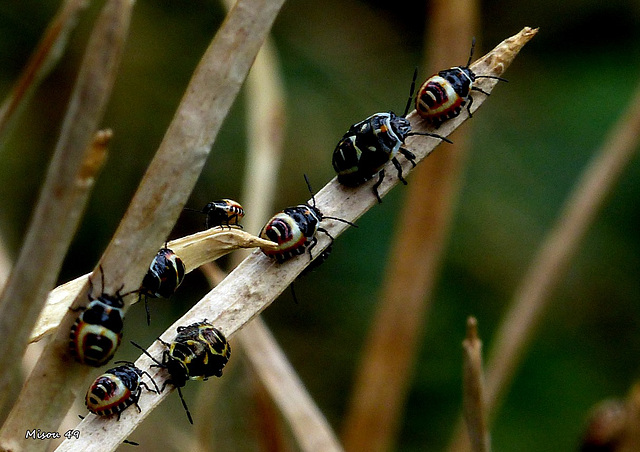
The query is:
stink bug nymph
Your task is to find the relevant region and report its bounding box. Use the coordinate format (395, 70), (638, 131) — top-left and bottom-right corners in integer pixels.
(85, 362), (159, 419)
(260, 175), (356, 263)
(185, 199), (245, 229)
(131, 321), (231, 424)
(138, 246), (186, 325)
(415, 38), (508, 127)
(332, 71), (452, 202)
(69, 267), (128, 367)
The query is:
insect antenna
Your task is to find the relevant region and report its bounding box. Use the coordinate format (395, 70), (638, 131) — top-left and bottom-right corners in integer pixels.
(130, 341), (163, 367)
(322, 215), (358, 228)
(466, 37), (508, 82)
(303, 173), (317, 208)
(475, 74), (509, 82)
(406, 131), (453, 144)
(176, 386), (194, 424)
(403, 67), (419, 117)
(466, 37), (476, 68)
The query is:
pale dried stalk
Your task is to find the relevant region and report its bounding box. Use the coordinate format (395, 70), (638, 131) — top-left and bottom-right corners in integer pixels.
(0, 0), (285, 449)
(447, 37), (640, 452)
(239, 317), (344, 452)
(0, 0), (90, 145)
(0, 0), (125, 414)
(53, 28), (536, 452)
(30, 228), (277, 343)
(339, 16), (518, 452)
(462, 318), (490, 452)
(0, 236), (11, 291)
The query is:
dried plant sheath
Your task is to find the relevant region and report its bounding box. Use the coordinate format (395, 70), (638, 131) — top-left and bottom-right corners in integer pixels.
(30, 229), (277, 343)
(55, 27), (537, 451)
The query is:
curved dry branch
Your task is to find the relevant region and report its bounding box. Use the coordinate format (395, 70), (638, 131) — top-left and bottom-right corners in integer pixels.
(30, 228), (276, 343)
(54, 27), (538, 452)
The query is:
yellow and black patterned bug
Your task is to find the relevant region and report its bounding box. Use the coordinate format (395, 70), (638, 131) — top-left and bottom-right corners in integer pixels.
(132, 321), (231, 424)
(69, 267), (128, 367)
(415, 38), (507, 127)
(85, 361), (159, 419)
(185, 199), (245, 229)
(138, 246), (186, 325)
(332, 71), (451, 202)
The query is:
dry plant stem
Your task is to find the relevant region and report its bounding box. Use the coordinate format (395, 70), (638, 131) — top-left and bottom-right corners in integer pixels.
(484, 71), (640, 419)
(0, 0), (90, 146)
(240, 317), (344, 452)
(341, 0), (478, 448)
(30, 228), (277, 343)
(237, 39), (287, 236)
(52, 28), (536, 451)
(0, 0), (126, 419)
(0, 236), (11, 290)
(447, 36), (640, 452)
(462, 318), (490, 452)
(2, 0), (285, 449)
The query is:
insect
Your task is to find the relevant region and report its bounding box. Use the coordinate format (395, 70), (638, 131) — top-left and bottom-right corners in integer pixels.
(332, 71), (452, 203)
(131, 321), (231, 424)
(69, 267), (128, 367)
(138, 246), (186, 325)
(185, 199), (244, 229)
(85, 361), (159, 419)
(415, 38), (508, 127)
(259, 175), (356, 263)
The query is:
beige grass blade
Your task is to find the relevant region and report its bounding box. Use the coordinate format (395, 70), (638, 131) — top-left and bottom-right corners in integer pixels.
(30, 229), (277, 343)
(462, 318), (490, 452)
(239, 317), (344, 452)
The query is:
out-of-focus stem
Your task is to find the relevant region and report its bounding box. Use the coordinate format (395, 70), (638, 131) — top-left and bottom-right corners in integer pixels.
(448, 42), (640, 452)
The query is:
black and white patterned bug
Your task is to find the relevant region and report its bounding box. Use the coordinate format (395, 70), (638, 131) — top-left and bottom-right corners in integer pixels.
(132, 321), (231, 424)
(415, 38), (507, 127)
(259, 176), (355, 263)
(85, 361), (159, 419)
(138, 246), (186, 325)
(332, 71), (452, 202)
(69, 267), (128, 367)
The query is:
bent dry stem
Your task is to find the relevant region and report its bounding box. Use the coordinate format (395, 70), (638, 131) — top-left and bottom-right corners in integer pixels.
(56, 27), (538, 451)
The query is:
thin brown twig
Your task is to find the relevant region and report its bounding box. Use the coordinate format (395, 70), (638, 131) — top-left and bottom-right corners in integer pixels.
(462, 317), (490, 452)
(50, 28), (536, 452)
(447, 38), (640, 452)
(0, 0), (285, 450)
(0, 0), (91, 146)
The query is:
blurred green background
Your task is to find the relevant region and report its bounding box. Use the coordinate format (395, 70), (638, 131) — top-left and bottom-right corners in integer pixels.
(1, 0), (640, 450)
